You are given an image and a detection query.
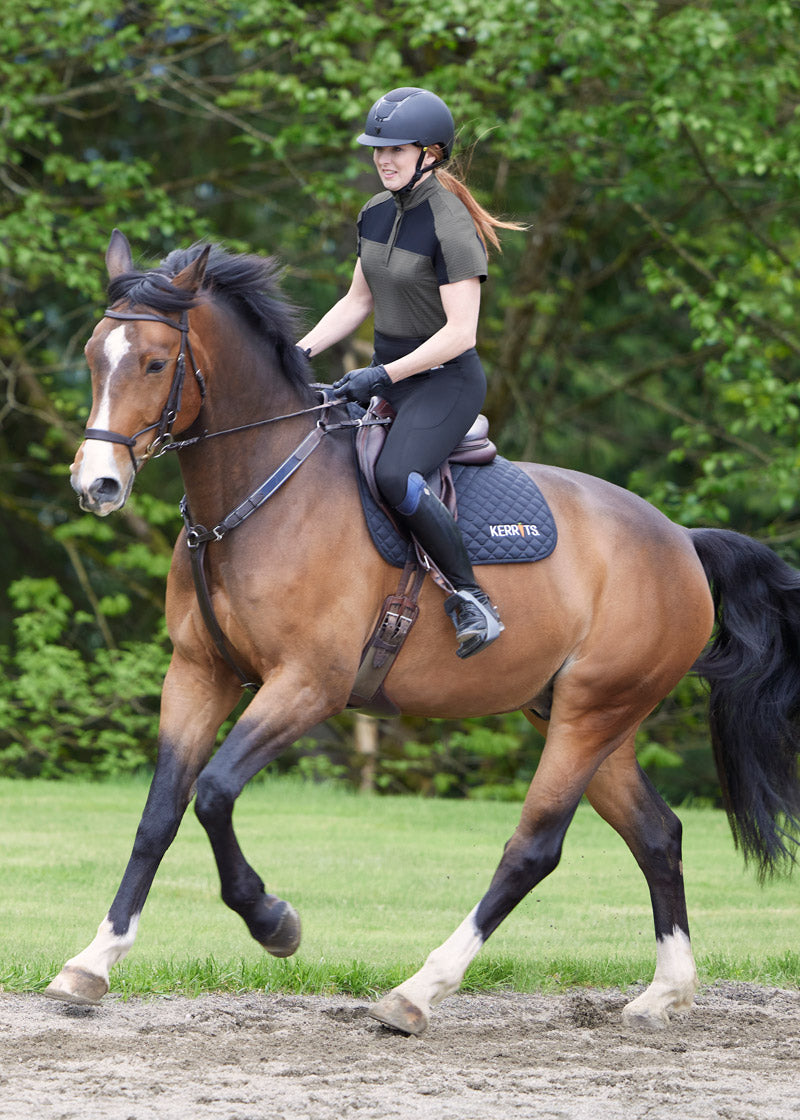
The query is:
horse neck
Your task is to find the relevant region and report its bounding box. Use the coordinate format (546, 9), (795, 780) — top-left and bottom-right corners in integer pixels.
(178, 302), (316, 525)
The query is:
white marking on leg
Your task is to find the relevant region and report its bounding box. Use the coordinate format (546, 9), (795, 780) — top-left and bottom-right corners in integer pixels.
(64, 913), (140, 985)
(393, 905), (484, 1017)
(622, 927), (698, 1027)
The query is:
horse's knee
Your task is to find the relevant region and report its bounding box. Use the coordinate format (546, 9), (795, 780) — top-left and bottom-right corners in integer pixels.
(509, 828), (565, 885)
(131, 814), (181, 857)
(194, 772), (233, 833)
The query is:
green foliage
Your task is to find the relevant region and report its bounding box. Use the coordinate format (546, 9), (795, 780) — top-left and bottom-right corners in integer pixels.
(372, 714), (543, 798)
(0, 579), (169, 777)
(3, 0), (800, 787)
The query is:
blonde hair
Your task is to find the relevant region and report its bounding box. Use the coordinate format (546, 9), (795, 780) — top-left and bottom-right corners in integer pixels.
(430, 145), (526, 252)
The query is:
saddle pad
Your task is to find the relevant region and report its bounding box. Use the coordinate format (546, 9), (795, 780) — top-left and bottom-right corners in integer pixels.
(356, 452), (558, 568)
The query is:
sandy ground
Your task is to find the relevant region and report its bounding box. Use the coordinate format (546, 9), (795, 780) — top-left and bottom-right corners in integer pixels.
(1, 982), (797, 1119)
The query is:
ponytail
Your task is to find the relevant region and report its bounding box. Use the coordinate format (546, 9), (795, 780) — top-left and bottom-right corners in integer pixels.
(430, 147), (526, 253)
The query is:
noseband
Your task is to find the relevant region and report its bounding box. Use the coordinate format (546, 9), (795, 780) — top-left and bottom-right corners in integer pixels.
(84, 308), (206, 470)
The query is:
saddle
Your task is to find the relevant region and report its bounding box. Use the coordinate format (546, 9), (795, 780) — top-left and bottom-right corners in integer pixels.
(355, 397), (498, 525)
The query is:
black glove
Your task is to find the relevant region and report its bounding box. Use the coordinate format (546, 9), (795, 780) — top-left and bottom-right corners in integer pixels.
(332, 364), (391, 406)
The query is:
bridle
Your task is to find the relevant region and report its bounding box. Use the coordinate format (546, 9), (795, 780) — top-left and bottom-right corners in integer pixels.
(84, 308), (206, 469)
(83, 306), (339, 466)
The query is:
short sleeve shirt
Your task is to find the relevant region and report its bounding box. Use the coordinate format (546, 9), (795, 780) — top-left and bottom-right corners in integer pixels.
(357, 174), (487, 339)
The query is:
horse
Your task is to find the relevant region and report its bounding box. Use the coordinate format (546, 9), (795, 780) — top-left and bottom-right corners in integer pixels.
(51, 229), (800, 1035)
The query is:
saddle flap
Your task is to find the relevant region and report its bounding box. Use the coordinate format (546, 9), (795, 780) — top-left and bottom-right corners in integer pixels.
(356, 398), (396, 509)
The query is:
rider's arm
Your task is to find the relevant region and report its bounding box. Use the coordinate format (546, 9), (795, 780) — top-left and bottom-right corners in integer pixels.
(297, 260), (374, 357)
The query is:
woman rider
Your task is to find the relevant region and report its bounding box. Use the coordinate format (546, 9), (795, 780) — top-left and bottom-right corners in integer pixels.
(298, 86), (521, 658)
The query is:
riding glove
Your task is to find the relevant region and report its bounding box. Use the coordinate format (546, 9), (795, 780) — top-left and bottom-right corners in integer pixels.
(333, 364), (391, 405)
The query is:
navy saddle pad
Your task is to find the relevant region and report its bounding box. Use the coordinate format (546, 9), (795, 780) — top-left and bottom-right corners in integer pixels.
(356, 451), (558, 569)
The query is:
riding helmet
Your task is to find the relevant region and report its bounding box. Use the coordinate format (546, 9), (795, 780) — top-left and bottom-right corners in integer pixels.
(357, 87), (455, 159)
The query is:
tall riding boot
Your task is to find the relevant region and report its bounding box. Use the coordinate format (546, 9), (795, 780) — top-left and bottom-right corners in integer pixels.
(395, 473), (504, 659)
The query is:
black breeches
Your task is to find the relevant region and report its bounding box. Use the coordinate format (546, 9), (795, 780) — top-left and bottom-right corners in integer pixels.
(372, 336), (487, 510)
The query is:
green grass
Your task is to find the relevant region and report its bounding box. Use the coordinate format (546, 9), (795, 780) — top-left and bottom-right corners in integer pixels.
(0, 776), (796, 997)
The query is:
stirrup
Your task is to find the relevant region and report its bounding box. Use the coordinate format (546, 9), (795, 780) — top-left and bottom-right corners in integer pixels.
(444, 589), (505, 659)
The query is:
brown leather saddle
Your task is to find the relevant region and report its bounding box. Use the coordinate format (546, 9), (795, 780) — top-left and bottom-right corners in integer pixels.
(348, 398), (498, 714)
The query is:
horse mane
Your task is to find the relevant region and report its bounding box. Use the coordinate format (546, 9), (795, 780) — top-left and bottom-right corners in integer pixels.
(106, 243), (313, 401)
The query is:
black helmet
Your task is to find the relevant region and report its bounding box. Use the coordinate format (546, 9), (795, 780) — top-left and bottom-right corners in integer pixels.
(357, 87), (455, 159)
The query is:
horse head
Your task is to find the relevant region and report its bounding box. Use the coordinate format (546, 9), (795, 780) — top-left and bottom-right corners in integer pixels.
(71, 230), (209, 516)
(71, 230), (312, 517)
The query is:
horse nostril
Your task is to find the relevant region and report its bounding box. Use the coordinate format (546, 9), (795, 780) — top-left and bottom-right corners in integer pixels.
(88, 477), (123, 504)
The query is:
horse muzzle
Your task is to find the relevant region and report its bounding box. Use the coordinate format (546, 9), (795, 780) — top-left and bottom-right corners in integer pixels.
(70, 447), (134, 517)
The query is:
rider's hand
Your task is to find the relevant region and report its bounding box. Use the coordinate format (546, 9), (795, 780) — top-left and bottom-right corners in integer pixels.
(332, 364), (391, 406)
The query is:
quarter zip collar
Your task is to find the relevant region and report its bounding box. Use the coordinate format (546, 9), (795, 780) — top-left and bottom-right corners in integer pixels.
(385, 174), (440, 263)
(392, 172), (439, 212)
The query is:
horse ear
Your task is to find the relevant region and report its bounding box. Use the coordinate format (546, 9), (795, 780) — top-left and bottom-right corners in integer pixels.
(106, 229), (134, 278)
(172, 245), (211, 293)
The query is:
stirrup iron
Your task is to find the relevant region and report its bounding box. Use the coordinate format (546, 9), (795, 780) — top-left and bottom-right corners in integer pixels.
(444, 589), (504, 659)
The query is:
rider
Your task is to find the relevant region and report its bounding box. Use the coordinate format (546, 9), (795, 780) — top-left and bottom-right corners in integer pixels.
(298, 86), (522, 658)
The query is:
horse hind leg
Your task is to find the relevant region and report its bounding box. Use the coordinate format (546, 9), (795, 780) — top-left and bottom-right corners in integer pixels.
(370, 719), (613, 1035)
(584, 739), (698, 1027)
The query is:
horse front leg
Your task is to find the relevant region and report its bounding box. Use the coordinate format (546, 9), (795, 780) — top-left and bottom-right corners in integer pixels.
(45, 655), (240, 1005)
(584, 739), (698, 1027)
(192, 670), (344, 958)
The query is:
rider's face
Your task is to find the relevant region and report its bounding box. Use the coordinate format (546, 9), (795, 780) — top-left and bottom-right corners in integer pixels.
(372, 144), (434, 191)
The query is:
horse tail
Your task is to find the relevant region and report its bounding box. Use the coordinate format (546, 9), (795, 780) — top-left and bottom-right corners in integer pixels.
(690, 527), (800, 879)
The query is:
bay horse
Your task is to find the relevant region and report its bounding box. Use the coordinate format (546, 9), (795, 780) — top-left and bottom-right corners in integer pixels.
(52, 230), (800, 1034)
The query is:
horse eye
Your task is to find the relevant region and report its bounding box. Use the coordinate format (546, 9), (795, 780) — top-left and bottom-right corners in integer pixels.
(146, 359), (167, 374)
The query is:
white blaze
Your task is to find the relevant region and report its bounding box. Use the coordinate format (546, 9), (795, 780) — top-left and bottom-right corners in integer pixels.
(76, 324), (131, 488)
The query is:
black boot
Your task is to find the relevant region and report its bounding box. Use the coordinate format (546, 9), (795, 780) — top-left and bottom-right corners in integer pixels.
(396, 480), (504, 659)
(443, 586), (504, 659)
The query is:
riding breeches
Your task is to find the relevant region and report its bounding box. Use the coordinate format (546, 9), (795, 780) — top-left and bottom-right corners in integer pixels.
(371, 331), (487, 510)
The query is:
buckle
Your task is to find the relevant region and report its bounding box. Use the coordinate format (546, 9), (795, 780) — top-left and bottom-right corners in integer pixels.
(146, 433), (174, 458)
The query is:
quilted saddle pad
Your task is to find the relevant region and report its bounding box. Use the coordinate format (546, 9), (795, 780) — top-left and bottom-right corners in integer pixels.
(356, 451), (558, 568)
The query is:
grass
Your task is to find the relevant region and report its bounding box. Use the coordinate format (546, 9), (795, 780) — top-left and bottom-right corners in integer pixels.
(0, 775), (797, 998)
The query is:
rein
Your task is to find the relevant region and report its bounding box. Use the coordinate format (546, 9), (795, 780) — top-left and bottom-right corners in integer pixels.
(84, 307), (345, 462)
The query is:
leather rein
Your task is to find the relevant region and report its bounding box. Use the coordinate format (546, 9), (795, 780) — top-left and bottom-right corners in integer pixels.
(84, 306), (388, 692)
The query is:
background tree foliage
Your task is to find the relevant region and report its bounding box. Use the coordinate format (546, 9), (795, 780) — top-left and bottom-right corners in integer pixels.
(2, 0), (799, 793)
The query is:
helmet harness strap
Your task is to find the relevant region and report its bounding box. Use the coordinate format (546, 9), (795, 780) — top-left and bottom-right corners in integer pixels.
(394, 145), (448, 198)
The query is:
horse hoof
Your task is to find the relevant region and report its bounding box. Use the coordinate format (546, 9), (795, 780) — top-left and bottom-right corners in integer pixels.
(369, 991), (429, 1036)
(44, 966), (108, 1006)
(621, 1001), (669, 1030)
(261, 901), (302, 958)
